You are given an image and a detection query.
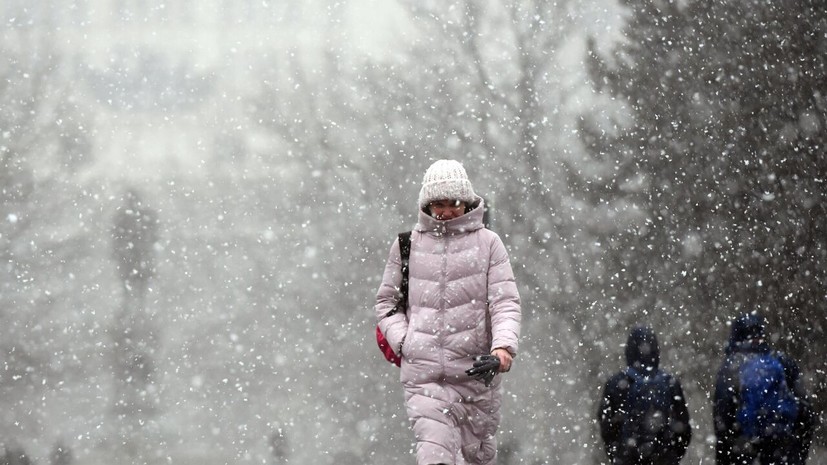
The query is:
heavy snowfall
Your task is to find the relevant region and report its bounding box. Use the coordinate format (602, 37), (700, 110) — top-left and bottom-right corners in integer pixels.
(0, 1), (824, 464)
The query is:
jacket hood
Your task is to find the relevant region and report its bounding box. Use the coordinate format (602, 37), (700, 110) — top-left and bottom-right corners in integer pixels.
(415, 195), (485, 235)
(625, 326), (660, 373)
(726, 312), (769, 354)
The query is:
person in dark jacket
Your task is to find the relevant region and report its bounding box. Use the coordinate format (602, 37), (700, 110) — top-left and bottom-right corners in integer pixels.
(598, 326), (692, 465)
(713, 312), (815, 465)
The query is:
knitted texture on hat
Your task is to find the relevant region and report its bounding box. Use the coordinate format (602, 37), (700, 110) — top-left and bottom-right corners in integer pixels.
(418, 159), (477, 209)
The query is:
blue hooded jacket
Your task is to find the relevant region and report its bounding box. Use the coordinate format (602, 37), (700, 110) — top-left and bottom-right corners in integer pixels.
(713, 313), (814, 465)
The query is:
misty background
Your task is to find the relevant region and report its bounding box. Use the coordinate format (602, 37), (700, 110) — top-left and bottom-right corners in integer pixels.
(1, 1), (824, 464)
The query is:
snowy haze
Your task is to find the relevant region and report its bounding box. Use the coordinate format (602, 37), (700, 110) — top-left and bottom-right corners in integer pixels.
(1, 1), (824, 465)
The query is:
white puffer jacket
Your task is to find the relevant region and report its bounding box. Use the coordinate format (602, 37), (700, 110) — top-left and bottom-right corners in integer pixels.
(375, 198), (521, 465)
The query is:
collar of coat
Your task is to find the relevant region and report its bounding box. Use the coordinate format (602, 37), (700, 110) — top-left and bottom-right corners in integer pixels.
(415, 195), (485, 236)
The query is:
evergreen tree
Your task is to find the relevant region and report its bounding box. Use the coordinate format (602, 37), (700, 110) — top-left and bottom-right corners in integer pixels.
(582, 0), (827, 414)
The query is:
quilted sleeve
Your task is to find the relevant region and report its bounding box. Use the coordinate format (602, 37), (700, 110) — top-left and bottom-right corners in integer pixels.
(487, 234), (521, 356)
(374, 237), (409, 354)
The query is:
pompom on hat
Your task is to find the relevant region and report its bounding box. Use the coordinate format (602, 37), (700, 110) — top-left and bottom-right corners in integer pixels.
(418, 159), (477, 209)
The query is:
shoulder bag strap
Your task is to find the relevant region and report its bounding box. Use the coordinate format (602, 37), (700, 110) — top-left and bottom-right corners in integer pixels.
(384, 231), (412, 318)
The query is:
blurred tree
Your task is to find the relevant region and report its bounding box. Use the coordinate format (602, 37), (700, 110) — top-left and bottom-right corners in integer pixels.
(268, 427), (288, 464)
(246, 48), (412, 461)
(246, 1), (623, 462)
(348, 2), (620, 461)
(112, 188), (159, 303)
(0, 40), (52, 415)
(111, 188), (161, 418)
(355, 0), (625, 346)
(582, 0), (826, 440)
(0, 27), (98, 446)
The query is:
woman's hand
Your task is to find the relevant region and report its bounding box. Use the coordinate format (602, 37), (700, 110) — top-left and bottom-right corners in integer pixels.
(491, 348), (512, 372)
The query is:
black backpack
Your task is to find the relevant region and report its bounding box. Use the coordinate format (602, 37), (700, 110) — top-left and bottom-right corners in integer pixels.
(621, 367), (674, 461)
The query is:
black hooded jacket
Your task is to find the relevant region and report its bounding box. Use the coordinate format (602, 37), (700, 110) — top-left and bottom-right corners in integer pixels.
(713, 313), (814, 465)
(597, 327), (692, 465)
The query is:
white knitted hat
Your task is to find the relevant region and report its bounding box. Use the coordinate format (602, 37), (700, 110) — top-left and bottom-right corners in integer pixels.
(418, 159), (477, 209)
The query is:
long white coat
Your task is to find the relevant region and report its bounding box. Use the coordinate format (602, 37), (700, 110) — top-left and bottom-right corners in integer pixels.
(376, 198), (521, 465)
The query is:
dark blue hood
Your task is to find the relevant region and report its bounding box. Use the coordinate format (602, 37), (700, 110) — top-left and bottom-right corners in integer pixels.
(726, 312), (770, 354)
(625, 326), (660, 373)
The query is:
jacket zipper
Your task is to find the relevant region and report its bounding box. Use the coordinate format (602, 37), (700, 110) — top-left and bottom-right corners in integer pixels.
(438, 232), (448, 382)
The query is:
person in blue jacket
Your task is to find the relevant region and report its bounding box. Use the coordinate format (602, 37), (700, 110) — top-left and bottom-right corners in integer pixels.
(598, 326), (692, 464)
(713, 312), (814, 465)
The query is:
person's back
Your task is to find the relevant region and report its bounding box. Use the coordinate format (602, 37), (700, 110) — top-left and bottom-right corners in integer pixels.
(713, 313), (814, 465)
(598, 326), (692, 465)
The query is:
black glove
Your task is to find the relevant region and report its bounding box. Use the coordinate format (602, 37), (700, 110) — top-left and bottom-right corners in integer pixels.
(465, 354), (500, 387)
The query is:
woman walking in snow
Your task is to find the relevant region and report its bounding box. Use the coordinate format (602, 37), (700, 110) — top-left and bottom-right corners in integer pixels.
(375, 159), (521, 465)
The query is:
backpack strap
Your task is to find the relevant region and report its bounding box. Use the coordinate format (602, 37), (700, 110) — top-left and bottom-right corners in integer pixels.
(384, 231), (412, 318)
